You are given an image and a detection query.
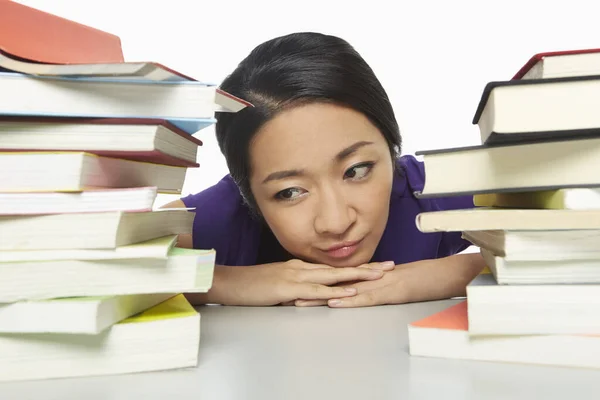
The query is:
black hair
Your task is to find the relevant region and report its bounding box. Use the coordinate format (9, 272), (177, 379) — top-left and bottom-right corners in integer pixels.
(215, 32), (401, 214)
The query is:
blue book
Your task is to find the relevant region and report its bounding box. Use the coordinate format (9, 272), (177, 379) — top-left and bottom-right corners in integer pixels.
(0, 72), (249, 134)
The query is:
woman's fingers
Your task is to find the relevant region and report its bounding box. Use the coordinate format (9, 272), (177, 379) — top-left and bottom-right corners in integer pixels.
(295, 299), (328, 307)
(357, 261), (395, 271)
(292, 283), (357, 300)
(328, 289), (383, 308)
(297, 267), (384, 285)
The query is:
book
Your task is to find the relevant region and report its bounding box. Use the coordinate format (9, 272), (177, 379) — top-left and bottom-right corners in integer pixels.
(480, 247), (600, 284)
(466, 273), (600, 335)
(0, 209), (194, 251)
(0, 72), (249, 131)
(0, 117), (203, 167)
(0, 235), (177, 262)
(0, 51), (199, 82)
(0, 1), (124, 65)
(0, 294), (201, 382)
(415, 137), (600, 197)
(473, 188), (600, 210)
(0, 247), (215, 302)
(416, 208), (600, 232)
(408, 301), (600, 369)
(513, 48), (600, 80)
(472, 75), (600, 145)
(0, 186), (158, 215)
(462, 230), (600, 261)
(0, 152), (187, 193)
(0, 293), (175, 334)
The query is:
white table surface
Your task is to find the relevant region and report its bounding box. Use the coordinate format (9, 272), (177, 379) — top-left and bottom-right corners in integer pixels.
(1, 299), (600, 399)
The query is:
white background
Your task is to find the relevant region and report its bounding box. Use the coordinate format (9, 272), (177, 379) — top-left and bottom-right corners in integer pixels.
(14, 0), (600, 206)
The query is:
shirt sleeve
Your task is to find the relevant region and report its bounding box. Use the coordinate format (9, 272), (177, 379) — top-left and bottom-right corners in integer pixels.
(399, 155), (475, 258)
(180, 175), (260, 266)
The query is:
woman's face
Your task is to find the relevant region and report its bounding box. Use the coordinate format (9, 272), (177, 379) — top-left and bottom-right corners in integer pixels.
(249, 102), (394, 267)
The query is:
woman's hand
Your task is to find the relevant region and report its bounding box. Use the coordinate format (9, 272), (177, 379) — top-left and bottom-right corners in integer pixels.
(294, 253), (486, 308)
(186, 259), (396, 306)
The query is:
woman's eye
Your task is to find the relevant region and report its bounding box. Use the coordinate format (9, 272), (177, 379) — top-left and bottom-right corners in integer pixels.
(275, 187), (306, 201)
(344, 162), (374, 180)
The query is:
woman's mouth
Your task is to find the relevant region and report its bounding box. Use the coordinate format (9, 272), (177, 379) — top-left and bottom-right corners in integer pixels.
(324, 238), (363, 259)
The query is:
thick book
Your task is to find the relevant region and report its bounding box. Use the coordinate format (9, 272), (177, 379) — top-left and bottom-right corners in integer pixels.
(480, 247), (600, 285)
(0, 294), (201, 382)
(467, 273), (600, 335)
(0, 209), (194, 251)
(408, 301), (600, 369)
(472, 75), (600, 145)
(0, 187), (158, 215)
(0, 1), (124, 65)
(0, 72), (250, 134)
(0, 117), (203, 167)
(0, 152), (187, 193)
(513, 48), (600, 80)
(462, 229), (600, 261)
(0, 247), (215, 302)
(0, 293), (175, 334)
(0, 51), (199, 82)
(0, 235), (177, 262)
(415, 137), (600, 197)
(473, 188), (600, 210)
(0, 3), (199, 82)
(416, 208), (600, 232)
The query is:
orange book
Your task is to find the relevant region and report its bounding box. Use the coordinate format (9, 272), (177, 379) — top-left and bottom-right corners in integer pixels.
(0, 0), (123, 64)
(408, 301), (600, 369)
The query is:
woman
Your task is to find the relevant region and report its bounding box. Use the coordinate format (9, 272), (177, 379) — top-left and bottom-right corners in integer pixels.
(164, 32), (484, 307)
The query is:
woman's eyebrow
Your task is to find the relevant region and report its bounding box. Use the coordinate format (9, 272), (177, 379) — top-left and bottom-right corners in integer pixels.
(262, 169), (304, 184)
(261, 141), (374, 184)
(335, 141), (374, 162)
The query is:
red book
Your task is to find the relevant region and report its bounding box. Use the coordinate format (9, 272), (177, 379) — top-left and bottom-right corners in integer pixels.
(513, 48), (600, 80)
(0, 0), (123, 65)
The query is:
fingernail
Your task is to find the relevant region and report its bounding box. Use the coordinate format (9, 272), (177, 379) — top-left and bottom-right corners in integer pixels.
(344, 287), (357, 294)
(378, 261), (395, 269)
(329, 299), (342, 306)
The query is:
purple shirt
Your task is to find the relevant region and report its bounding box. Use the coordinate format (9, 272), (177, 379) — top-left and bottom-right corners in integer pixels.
(181, 155), (474, 266)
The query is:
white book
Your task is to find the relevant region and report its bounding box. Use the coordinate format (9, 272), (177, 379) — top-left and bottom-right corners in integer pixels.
(520, 51), (600, 80)
(416, 208), (600, 232)
(408, 300), (600, 370)
(0, 71), (248, 120)
(480, 247), (600, 284)
(0, 295), (200, 382)
(0, 52), (195, 82)
(0, 235), (177, 262)
(0, 209), (193, 251)
(0, 152), (187, 194)
(0, 118), (203, 167)
(462, 230), (600, 261)
(0, 186), (157, 215)
(0, 293), (174, 334)
(473, 75), (600, 144)
(0, 247), (215, 302)
(466, 273), (600, 335)
(415, 137), (600, 197)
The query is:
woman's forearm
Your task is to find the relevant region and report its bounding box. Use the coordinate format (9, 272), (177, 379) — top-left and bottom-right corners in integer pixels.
(184, 265), (231, 306)
(400, 252), (486, 303)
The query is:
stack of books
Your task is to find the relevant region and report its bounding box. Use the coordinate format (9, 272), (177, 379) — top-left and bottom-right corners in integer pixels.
(407, 48), (600, 369)
(0, 2), (249, 382)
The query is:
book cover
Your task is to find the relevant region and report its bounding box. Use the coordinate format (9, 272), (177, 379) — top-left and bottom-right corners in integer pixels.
(513, 48), (600, 79)
(0, 1), (123, 64)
